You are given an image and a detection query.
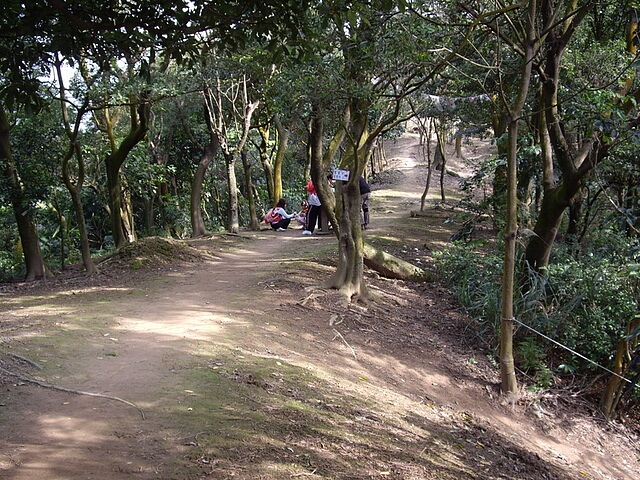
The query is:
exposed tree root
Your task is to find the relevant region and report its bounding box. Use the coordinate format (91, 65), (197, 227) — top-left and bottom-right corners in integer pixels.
(364, 243), (432, 281)
(5, 352), (43, 370)
(0, 366), (145, 419)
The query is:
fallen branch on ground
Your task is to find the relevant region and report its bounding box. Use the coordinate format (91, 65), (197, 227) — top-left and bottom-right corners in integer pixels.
(299, 291), (324, 307)
(0, 366), (145, 419)
(332, 328), (357, 360)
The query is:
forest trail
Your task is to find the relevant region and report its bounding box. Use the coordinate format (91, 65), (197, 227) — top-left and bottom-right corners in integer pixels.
(1, 133), (639, 480)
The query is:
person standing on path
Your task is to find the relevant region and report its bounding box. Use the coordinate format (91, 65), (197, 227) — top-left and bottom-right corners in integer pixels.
(302, 181), (322, 235)
(359, 175), (371, 229)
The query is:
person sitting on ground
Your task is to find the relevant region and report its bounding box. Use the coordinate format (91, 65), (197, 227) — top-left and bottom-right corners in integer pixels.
(295, 200), (308, 226)
(264, 198), (297, 231)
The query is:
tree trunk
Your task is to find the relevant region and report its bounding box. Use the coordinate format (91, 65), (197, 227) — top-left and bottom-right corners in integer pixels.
(241, 149), (260, 230)
(363, 243), (429, 280)
(190, 136), (219, 237)
(437, 131), (447, 203)
(499, 0), (539, 394)
(273, 114), (289, 203)
(206, 76), (258, 234)
(326, 179), (369, 301)
(105, 155), (129, 248)
(104, 98), (150, 248)
(62, 147), (97, 275)
(225, 151), (240, 233)
(455, 134), (463, 158)
(55, 60), (97, 275)
(309, 103), (339, 232)
(525, 0), (598, 270)
(419, 118), (434, 212)
(601, 317), (640, 418)
(256, 125), (275, 203)
(70, 191), (96, 275)
(0, 107), (48, 281)
(500, 118), (521, 395)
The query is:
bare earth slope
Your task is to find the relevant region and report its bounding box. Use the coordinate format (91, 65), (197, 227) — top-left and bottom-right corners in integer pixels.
(1, 133), (638, 480)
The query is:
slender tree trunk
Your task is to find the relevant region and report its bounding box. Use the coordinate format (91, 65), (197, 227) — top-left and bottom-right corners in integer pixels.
(601, 317), (640, 418)
(256, 125), (275, 203)
(273, 114), (289, 203)
(500, 118), (521, 394)
(455, 134), (463, 158)
(225, 151), (240, 233)
(206, 76), (258, 234)
(55, 59), (97, 275)
(241, 149), (260, 230)
(420, 118), (434, 212)
(62, 147), (97, 275)
(190, 136), (219, 237)
(499, 0), (539, 394)
(436, 129), (447, 203)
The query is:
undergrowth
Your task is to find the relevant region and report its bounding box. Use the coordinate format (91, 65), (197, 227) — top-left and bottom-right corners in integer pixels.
(433, 236), (640, 397)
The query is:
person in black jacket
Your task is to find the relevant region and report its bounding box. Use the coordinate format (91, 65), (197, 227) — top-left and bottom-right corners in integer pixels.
(359, 175), (371, 229)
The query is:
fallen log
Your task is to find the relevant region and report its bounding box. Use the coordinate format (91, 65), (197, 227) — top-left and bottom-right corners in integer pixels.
(363, 243), (434, 281)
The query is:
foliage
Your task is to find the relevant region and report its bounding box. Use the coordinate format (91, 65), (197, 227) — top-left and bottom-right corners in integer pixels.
(516, 338), (553, 390)
(0, 205), (23, 281)
(435, 228), (640, 386)
(433, 242), (503, 343)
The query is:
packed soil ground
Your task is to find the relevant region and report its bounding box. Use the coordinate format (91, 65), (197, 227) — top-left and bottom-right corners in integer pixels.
(1, 132), (639, 480)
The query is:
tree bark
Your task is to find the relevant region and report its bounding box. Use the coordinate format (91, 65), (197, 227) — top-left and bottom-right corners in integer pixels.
(327, 178), (368, 300)
(436, 128), (447, 203)
(524, 0), (597, 270)
(272, 114), (289, 204)
(241, 148), (260, 230)
(601, 317), (640, 418)
(419, 118), (435, 212)
(0, 106), (48, 281)
(104, 97), (150, 248)
(205, 75), (259, 234)
(363, 243), (429, 280)
(499, 0), (539, 394)
(256, 124), (275, 203)
(224, 151), (240, 233)
(62, 146), (97, 275)
(190, 135), (219, 237)
(55, 61), (96, 275)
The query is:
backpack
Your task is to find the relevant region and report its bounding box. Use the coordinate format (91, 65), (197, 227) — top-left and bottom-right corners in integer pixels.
(264, 208), (282, 224)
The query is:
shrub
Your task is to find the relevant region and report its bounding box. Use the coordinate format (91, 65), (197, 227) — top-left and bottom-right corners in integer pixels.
(434, 238), (639, 383)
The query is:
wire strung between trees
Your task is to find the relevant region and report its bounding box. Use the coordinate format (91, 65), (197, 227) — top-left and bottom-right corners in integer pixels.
(506, 317), (638, 390)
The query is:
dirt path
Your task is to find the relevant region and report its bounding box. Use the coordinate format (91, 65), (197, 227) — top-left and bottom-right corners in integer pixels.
(1, 133), (639, 480)
(0, 226), (340, 478)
